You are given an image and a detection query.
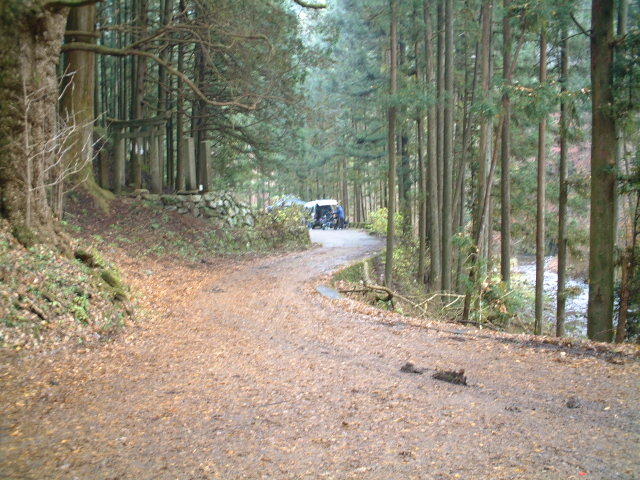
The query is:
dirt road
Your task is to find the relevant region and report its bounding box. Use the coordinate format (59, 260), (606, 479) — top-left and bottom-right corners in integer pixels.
(2, 229), (639, 479)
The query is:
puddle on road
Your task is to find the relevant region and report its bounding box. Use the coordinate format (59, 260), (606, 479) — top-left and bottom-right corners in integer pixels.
(316, 285), (343, 299)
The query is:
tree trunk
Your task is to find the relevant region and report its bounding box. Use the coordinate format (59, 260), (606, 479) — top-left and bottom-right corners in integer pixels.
(452, 12), (479, 293)
(60, 4), (113, 211)
(114, 132), (125, 194)
(192, 26), (208, 191)
(175, 0), (186, 191)
(473, 0), (493, 263)
(587, 0), (617, 342)
(384, 0), (398, 287)
(184, 137), (196, 190)
(614, 0), (629, 342)
(452, 15), (477, 237)
(614, 0), (627, 216)
(417, 113), (427, 281)
(200, 139), (211, 193)
(342, 158), (349, 218)
(399, 131), (411, 237)
(128, 0), (148, 189)
(556, 22), (569, 337)
(415, 26), (426, 282)
(441, 0), (454, 291)
(534, 31), (547, 336)
(500, 0), (512, 287)
(149, 135), (162, 194)
(424, 0), (441, 291)
(355, 169), (363, 224)
(616, 194), (638, 342)
(0, 1), (70, 248)
(436, 0), (445, 218)
(158, 0), (173, 191)
(616, 248), (632, 343)
(461, 0), (493, 323)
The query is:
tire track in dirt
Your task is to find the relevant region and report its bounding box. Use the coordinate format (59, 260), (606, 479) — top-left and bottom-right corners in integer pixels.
(1, 229), (639, 480)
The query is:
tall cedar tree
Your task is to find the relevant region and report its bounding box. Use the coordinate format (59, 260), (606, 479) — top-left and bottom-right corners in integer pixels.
(500, 0), (512, 286)
(534, 31), (548, 335)
(385, 0), (398, 287)
(587, 0), (617, 341)
(556, 21), (569, 337)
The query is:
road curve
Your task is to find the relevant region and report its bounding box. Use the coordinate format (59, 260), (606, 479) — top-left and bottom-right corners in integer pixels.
(1, 229), (639, 480)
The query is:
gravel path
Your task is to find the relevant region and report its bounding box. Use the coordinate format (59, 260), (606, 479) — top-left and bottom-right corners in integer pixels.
(1, 229), (639, 479)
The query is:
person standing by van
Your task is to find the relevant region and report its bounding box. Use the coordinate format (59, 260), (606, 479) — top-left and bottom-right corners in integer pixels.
(335, 204), (345, 229)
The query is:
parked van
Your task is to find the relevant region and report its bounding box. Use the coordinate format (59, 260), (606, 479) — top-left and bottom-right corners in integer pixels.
(304, 199), (338, 229)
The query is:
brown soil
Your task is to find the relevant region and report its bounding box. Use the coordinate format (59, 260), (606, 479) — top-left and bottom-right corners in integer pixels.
(1, 230), (639, 480)
(64, 193), (234, 260)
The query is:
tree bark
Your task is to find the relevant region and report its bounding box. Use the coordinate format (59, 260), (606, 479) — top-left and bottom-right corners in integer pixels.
(149, 135), (162, 194)
(462, 0), (492, 323)
(534, 31), (547, 336)
(417, 112), (427, 281)
(384, 0), (398, 287)
(587, 0), (617, 342)
(556, 22), (569, 337)
(415, 27), (426, 282)
(341, 158), (349, 219)
(500, 0), (512, 287)
(424, 0), (441, 291)
(175, 0), (186, 191)
(472, 0), (493, 263)
(614, 0), (629, 342)
(192, 14), (207, 192)
(614, 0), (627, 204)
(128, 0), (148, 189)
(60, 3), (113, 211)
(114, 131), (125, 194)
(399, 131), (411, 237)
(616, 195), (637, 343)
(0, 1), (71, 248)
(158, 0), (173, 191)
(441, 0), (454, 291)
(436, 0), (445, 218)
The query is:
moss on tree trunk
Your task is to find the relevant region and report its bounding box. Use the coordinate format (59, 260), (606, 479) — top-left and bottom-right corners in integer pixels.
(0, 1), (70, 249)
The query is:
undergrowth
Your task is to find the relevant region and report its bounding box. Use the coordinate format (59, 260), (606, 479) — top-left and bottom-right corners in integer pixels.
(332, 239), (534, 333)
(0, 221), (133, 351)
(67, 197), (310, 262)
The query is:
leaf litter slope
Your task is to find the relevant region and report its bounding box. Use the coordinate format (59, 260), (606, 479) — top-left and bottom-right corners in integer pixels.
(1, 229), (639, 480)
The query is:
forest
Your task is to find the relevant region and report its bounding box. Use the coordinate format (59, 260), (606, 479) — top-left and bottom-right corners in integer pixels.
(1, 1), (640, 477)
(297, 0), (640, 342)
(2, 0), (638, 341)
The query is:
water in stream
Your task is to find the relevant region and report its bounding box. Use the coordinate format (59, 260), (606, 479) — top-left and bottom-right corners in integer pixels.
(513, 256), (589, 337)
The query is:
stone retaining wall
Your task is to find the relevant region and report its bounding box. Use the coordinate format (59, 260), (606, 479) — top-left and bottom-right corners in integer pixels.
(131, 190), (254, 227)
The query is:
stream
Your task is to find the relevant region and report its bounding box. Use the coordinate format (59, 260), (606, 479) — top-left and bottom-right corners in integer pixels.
(513, 256), (589, 337)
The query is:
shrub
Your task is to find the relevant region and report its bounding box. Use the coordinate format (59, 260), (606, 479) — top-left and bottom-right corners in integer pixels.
(253, 206), (310, 250)
(366, 208), (404, 236)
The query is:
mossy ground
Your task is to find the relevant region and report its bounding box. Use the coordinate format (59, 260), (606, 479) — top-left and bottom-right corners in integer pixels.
(0, 220), (132, 351)
(65, 192), (310, 262)
(0, 194), (310, 351)
(0, 192), (310, 352)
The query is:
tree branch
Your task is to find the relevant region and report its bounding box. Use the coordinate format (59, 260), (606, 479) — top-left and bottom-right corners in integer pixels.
(570, 12), (592, 38)
(44, 0), (102, 9)
(64, 30), (101, 39)
(61, 42), (259, 110)
(292, 0), (327, 9)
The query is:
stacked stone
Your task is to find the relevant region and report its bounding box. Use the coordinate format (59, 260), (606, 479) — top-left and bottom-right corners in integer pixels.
(130, 189), (254, 227)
